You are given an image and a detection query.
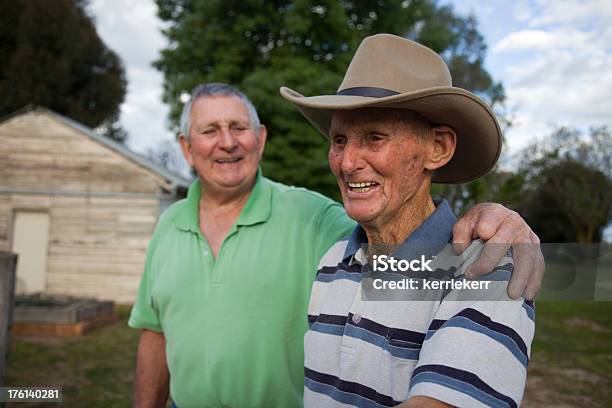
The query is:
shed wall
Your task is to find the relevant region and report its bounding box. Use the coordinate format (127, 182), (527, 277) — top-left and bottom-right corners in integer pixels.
(0, 111), (174, 304)
(0, 194), (159, 304)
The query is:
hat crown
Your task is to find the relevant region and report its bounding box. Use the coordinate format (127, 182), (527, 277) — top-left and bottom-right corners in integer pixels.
(338, 34), (452, 94)
(279, 33), (501, 184)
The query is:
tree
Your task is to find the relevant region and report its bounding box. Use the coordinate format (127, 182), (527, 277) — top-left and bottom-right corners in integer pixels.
(512, 127), (612, 243)
(154, 0), (505, 199)
(0, 0), (127, 141)
(94, 112), (128, 143)
(147, 139), (193, 179)
(524, 160), (610, 243)
(431, 169), (522, 216)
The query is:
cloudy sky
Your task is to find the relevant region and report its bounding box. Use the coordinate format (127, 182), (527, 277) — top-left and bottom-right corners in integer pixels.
(88, 0), (612, 163)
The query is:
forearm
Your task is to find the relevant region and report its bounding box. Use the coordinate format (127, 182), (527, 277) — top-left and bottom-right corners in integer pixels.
(134, 329), (170, 408)
(396, 396), (454, 408)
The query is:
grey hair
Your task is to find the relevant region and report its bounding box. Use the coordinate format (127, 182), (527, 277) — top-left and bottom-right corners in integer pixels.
(179, 83), (261, 138)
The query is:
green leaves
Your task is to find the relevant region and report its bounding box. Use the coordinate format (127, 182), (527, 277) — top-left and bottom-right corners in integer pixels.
(0, 0), (126, 135)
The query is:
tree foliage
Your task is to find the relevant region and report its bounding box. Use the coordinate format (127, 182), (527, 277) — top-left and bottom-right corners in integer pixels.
(154, 0), (504, 199)
(0, 0), (127, 140)
(436, 126), (612, 243)
(524, 159), (610, 243)
(513, 127), (612, 243)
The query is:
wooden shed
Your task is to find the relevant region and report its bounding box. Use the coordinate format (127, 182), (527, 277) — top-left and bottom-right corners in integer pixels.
(0, 106), (190, 304)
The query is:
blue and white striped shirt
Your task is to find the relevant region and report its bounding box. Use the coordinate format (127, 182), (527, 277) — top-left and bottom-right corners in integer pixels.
(304, 200), (535, 408)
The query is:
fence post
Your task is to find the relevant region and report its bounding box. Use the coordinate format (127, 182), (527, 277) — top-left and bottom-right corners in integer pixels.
(0, 252), (17, 388)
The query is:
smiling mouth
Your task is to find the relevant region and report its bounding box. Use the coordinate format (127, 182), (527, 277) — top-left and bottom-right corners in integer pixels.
(215, 157), (242, 164)
(346, 181), (379, 193)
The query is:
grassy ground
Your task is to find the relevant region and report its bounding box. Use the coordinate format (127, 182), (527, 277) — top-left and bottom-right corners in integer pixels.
(5, 307), (138, 408)
(522, 302), (612, 407)
(5, 302), (612, 407)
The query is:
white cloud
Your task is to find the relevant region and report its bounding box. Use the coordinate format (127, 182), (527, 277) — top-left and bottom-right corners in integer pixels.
(527, 0), (612, 29)
(493, 29), (552, 52)
(493, 28), (591, 52)
(90, 0), (166, 68)
(88, 0), (174, 154)
(491, 0), (612, 157)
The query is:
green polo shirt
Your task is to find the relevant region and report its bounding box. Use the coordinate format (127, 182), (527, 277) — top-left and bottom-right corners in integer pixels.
(129, 171), (355, 408)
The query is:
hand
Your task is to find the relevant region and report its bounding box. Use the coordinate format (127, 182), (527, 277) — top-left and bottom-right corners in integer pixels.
(452, 203), (545, 300)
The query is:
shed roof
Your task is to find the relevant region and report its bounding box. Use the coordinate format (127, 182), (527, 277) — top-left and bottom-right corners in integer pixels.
(0, 105), (192, 192)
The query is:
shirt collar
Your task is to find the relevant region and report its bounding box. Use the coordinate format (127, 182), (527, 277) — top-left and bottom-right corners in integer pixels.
(173, 169), (272, 233)
(342, 199), (457, 262)
(173, 178), (201, 234)
(235, 170), (272, 227)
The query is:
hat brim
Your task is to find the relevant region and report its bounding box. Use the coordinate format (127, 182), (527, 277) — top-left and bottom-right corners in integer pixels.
(280, 86), (502, 184)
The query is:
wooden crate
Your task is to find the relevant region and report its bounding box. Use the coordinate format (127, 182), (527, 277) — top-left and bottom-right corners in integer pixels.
(11, 295), (116, 337)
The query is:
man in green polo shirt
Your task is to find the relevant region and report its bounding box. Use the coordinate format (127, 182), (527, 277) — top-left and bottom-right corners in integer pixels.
(129, 83), (544, 408)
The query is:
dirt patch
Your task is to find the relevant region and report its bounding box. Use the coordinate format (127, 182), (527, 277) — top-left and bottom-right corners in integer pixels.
(523, 360), (608, 407)
(523, 375), (584, 408)
(564, 317), (610, 333)
(552, 367), (606, 385)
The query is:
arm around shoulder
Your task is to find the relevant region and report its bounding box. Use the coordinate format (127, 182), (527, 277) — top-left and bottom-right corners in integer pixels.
(314, 201), (355, 258)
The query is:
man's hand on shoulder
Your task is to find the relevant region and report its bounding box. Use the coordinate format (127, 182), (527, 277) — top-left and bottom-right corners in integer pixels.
(452, 203), (545, 300)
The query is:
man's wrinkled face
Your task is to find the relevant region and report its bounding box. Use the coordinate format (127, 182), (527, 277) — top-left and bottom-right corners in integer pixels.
(328, 109), (431, 228)
(181, 96), (265, 193)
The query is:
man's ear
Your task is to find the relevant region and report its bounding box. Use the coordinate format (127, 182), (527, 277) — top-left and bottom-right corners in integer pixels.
(424, 125), (456, 171)
(256, 124), (267, 158)
(178, 134), (194, 167)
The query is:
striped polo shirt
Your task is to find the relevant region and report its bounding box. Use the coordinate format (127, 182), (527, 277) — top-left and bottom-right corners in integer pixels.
(304, 200), (535, 408)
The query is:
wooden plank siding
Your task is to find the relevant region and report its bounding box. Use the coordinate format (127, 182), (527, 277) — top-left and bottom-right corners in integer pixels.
(0, 110), (182, 304)
(0, 112), (171, 193)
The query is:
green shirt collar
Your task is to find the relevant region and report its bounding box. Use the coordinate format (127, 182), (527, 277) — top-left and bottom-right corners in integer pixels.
(173, 169), (272, 233)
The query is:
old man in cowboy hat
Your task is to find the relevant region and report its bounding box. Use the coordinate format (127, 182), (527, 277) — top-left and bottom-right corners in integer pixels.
(282, 34), (534, 407)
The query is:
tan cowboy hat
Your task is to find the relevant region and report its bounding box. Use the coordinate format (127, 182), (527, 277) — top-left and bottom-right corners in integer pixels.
(280, 33), (502, 184)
